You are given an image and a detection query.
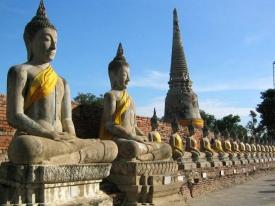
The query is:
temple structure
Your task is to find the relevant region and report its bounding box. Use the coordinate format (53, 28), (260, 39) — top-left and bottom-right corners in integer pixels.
(164, 9), (203, 128)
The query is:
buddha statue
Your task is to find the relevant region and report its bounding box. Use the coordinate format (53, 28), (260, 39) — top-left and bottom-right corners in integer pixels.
(6, 1), (117, 165)
(186, 125), (210, 167)
(230, 131), (241, 156)
(99, 43), (171, 161)
(201, 127), (216, 158)
(255, 136), (263, 160)
(201, 127), (222, 167)
(222, 129), (240, 165)
(148, 108), (162, 143)
(212, 127), (231, 165)
(250, 136), (257, 158)
(243, 135), (253, 163)
(260, 138), (267, 160)
(186, 125), (203, 161)
(169, 118), (185, 160)
(250, 136), (258, 163)
(238, 133), (246, 156)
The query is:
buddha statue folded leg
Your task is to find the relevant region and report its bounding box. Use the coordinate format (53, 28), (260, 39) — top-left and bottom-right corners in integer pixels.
(8, 135), (118, 164)
(114, 138), (171, 161)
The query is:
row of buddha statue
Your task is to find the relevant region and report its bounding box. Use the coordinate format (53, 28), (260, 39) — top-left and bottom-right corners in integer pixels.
(6, 0), (275, 171)
(147, 113), (275, 168)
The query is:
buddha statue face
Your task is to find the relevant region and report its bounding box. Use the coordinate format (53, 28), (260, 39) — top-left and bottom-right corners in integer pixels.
(171, 121), (179, 133)
(26, 27), (57, 63)
(109, 65), (130, 90)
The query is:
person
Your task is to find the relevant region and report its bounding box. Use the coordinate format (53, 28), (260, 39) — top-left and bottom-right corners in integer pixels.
(7, 0), (117, 165)
(100, 43), (171, 161)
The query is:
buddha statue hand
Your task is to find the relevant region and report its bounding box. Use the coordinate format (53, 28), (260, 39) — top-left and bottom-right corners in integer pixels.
(129, 134), (148, 143)
(49, 131), (76, 142)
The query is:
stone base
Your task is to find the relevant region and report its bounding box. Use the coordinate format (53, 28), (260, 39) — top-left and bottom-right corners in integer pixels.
(206, 156), (223, 167)
(195, 159), (211, 168)
(239, 158), (248, 165)
(177, 157), (197, 170)
(108, 160), (185, 205)
(230, 157), (241, 166)
(0, 162), (112, 206)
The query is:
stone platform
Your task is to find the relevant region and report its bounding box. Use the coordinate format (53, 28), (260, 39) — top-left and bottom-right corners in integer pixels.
(0, 162), (112, 206)
(108, 160), (185, 206)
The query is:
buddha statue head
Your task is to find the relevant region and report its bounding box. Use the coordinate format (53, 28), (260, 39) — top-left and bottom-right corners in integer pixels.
(231, 131), (238, 142)
(188, 124), (195, 136)
(250, 136), (255, 144)
(150, 108), (159, 131)
(108, 43), (130, 90)
(24, 0), (57, 63)
(214, 126), (221, 139)
(171, 117), (180, 133)
(202, 126), (209, 138)
(222, 128), (230, 140)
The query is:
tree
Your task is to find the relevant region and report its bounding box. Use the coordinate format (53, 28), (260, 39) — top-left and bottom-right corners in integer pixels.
(246, 110), (264, 137)
(256, 89), (275, 143)
(74, 92), (104, 107)
(200, 110), (216, 130)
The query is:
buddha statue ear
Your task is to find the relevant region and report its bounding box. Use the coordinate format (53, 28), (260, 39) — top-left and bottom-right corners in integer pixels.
(23, 32), (33, 61)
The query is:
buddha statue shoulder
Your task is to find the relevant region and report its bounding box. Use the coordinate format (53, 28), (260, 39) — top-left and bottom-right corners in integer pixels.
(99, 43), (171, 161)
(7, 1), (117, 165)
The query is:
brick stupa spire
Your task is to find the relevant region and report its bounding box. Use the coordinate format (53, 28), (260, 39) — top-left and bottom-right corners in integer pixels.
(164, 9), (203, 128)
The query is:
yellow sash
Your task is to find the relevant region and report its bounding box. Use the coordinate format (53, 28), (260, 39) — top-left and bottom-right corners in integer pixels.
(100, 90), (131, 140)
(24, 65), (58, 110)
(153, 132), (162, 143)
(175, 133), (183, 151)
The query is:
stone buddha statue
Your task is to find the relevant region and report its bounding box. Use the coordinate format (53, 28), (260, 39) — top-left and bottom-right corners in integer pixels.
(201, 127), (217, 158)
(255, 136), (263, 159)
(230, 131), (241, 156)
(148, 108), (162, 143)
(6, 1), (118, 165)
(169, 118), (185, 160)
(186, 125), (204, 161)
(222, 129), (233, 155)
(250, 136), (257, 159)
(186, 124), (210, 168)
(212, 127), (229, 160)
(201, 127), (222, 167)
(99, 43), (171, 161)
(238, 134), (246, 155)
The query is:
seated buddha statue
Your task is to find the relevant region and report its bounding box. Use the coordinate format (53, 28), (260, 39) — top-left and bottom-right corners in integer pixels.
(230, 131), (242, 157)
(222, 129), (236, 158)
(148, 108), (162, 143)
(212, 127), (228, 160)
(238, 134), (246, 157)
(99, 43), (171, 161)
(255, 137), (262, 158)
(186, 125), (205, 161)
(250, 136), (257, 158)
(201, 127), (217, 159)
(169, 118), (186, 160)
(7, 1), (118, 165)
(244, 136), (252, 158)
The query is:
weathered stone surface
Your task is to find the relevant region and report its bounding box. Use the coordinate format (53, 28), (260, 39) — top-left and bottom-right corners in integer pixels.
(0, 163), (113, 205)
(109, 160), (186, 205)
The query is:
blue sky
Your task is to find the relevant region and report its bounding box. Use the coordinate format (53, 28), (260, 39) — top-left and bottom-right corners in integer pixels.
(1, 0), (275, 125)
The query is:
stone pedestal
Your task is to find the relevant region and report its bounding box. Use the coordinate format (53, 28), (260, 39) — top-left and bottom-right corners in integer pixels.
(108, 160), (185, 206)
(0, 162), (112, 206)
(218, 154), (232, 167)
(177, 153), (197, 170)
(229, 155), (241, 166)
(205, 155), (223, 168)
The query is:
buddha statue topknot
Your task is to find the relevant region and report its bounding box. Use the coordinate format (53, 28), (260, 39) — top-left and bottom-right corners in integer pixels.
(100, 43), (172, 161)
(6, 0), (117, 164)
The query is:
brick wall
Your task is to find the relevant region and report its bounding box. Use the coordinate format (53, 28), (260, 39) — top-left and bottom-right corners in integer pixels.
(0, 94), (15, 162)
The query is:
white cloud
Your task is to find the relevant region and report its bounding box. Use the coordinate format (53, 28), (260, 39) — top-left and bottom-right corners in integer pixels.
(129, 70), (168, 90)
(129, 69), (272, 93)
(195, 76), (272, 92)
(199, 99), (252, 119)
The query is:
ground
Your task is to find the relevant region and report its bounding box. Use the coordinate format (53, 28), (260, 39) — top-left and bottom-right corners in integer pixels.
(187, 173), (275, 206)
